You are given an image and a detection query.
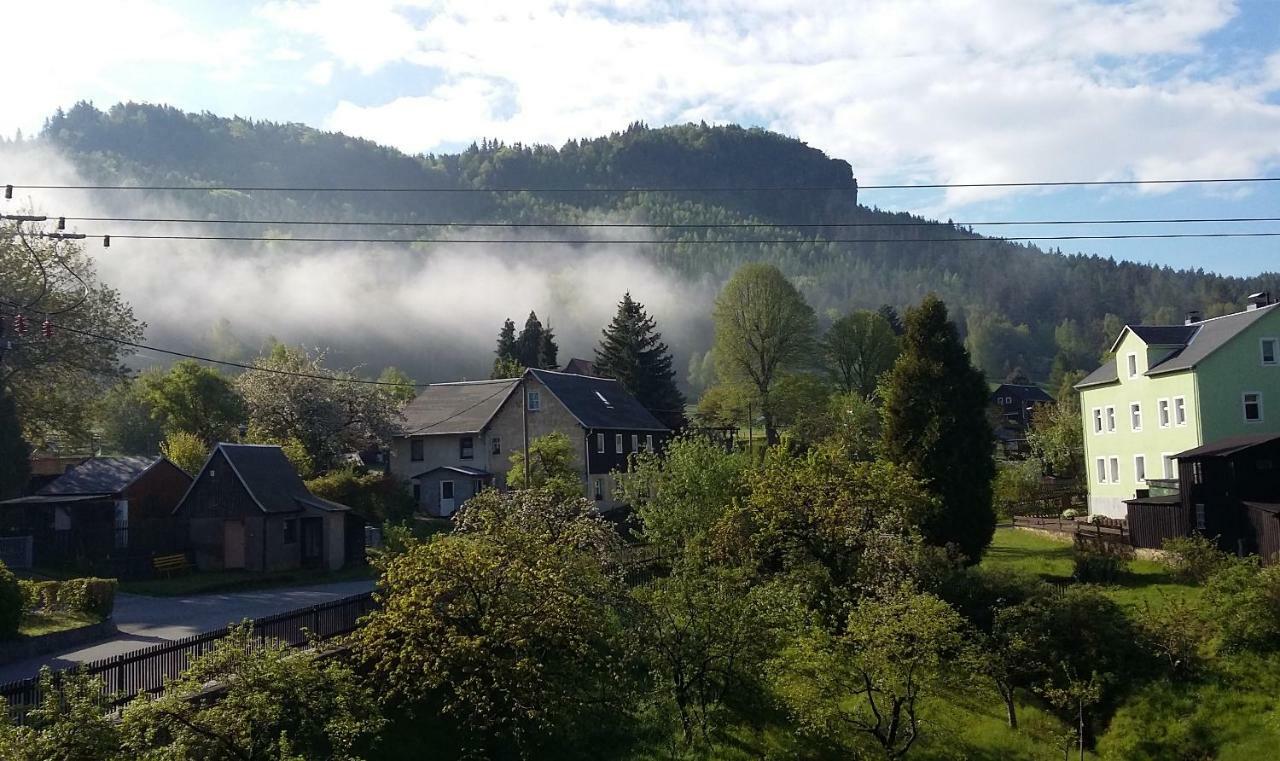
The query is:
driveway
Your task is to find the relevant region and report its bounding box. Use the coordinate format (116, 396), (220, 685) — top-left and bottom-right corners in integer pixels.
(0, 579), (375, 684)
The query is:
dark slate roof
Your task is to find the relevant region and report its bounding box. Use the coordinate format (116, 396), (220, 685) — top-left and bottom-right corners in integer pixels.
(1127, 325), (1198, 346)
(0, 494), (104, 506)
(1148, 303), (1279, 376)
(992, 383), (1053, 402)
(1123, 494), (1182, 506)
(1075, 359), (1119, 389)
(400, 379), (520, 436)
(216, 444), (347, 514)
(1244, 502), (1280, 516)
(1174, 433), (1280, 460)
(528, 368), (669, 432)
(38, 456), (162, 496)
(1080, 302), (1280, 388)
(410, 465), (492, 479)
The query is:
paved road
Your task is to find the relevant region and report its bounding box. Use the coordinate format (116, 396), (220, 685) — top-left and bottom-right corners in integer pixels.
(0, 580), (375, 683)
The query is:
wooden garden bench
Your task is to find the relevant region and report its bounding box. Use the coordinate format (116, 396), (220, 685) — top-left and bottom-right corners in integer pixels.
(152, 553), (192, 576)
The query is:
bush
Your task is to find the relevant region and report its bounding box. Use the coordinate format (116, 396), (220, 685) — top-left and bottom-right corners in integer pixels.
(305, 467), (415, 524)
(1061, 508), (1078, 519)
(1073, 549), (1129, 583)
(1162, 534), (1230, 583)
(1203, 559), (1280, 652)
(0, 561), (22, 638)
(14, 577), (117, 618)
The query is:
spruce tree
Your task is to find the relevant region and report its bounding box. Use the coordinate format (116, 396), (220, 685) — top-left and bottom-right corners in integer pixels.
(0, 390), (31, 500)
(539, 325), (559, 370)
(492, 318), (519, 378)
(516, 312), (545, 369)
(595, 292), (686, 429)
(880, 295), (995, 563)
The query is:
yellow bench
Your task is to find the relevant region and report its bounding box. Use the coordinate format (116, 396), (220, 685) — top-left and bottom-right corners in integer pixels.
(152, 553), (192, 576)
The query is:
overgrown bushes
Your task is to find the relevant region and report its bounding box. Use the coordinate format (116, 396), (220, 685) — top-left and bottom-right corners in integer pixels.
(17, 577), (117, 619)
(1072, 538), (1133, 584)
(0, 561), (22, 639)
(1162, 534), (1231, 583)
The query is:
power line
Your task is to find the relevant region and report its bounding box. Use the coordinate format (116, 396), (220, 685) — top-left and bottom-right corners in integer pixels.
(52, 214), (1280, 229)
(7, 176), (1280, 193)
(35, 231), (1280, 245)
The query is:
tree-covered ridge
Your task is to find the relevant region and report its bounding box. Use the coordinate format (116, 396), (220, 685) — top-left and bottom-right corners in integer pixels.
(36, 102), (1280, 383)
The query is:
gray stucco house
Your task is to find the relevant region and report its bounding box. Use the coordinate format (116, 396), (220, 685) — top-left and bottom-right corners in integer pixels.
(390, 368), (670, 514)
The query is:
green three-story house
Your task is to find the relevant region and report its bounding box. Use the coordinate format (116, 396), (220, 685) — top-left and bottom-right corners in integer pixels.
(1076, 294), (1280, 518)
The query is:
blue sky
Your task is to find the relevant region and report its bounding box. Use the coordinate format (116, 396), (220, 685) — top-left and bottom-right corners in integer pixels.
(5, 0), (1280, 276)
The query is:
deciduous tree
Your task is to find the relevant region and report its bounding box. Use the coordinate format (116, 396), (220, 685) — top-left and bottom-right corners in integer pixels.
(824, 310), (899, 399)
(139, 359), (245, 445)
(712, 264), (817, 446)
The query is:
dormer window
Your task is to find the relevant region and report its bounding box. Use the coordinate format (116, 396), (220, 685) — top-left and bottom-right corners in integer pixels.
(1126, 353), (1138, 378)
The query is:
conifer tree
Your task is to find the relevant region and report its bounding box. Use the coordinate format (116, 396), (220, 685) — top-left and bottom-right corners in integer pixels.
(880, 295), (995, 563)
(594, 292), (686, 429)
(492, 318), (519, 378)
(539, 324), (559, 370)
(517, 312), (546, 369)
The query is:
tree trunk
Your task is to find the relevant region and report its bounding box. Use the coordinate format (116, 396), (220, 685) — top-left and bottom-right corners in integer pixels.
(998, 683), (1018, 729)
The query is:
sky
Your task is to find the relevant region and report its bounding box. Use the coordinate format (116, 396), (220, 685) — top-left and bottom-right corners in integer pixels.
(3, 0), (1280, 276)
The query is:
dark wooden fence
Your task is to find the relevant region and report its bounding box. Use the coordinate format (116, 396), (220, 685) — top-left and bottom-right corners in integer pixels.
(1127, 502), (1192, 549)
(0, 592), (375, 723)
(1012, 514), (1130, 545)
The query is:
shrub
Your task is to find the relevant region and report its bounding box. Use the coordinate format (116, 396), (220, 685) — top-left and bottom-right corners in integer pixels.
(1135, 597), (1212, 679)
(1203, 558), (1280, 652)
(15, 578), (117, 618)
(1162, 534), (1230, 584)
(1061, 508), (1078, 519)
(1073, 549), (1129, 583)
(0, 561), (22, 638)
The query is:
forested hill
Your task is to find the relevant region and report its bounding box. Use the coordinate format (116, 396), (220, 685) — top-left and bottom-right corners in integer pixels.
(31, 102), (1280, 387)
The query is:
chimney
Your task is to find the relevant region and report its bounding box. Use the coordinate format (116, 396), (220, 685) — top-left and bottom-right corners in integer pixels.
(1247, 292), (1272, 311)
(1184, 310), (1201, 325)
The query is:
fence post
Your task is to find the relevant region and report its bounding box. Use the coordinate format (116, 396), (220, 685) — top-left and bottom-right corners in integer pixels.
(114, 655), (124, 697)
(312, 605), (321, 638)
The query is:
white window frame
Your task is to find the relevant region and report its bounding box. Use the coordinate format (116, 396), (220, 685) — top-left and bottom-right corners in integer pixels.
(1126, 353), (1139, 378)
(1261, 337), (1278, 366)
(596, 433), (605, 454)
(1105, 406), (1117, 433)
(1134, 454), (1146, 484)
(1129, 401), (1142, 432)
(1157, 398), (1170, 428)
(1092, 408), (1104, 435)
(1108, 456), (1120, 484)
(1161, 452), (1176, 480)
(593, 479), (603, 501)
(1243, 391), (1264, 423)
(1195, 503), (1206, 531)
(527, 390), (541, 411)
(615, 433), (624, 453)
(645, 434), (654, 452)
(631, 434), (639, 451)
(1173, 396), (1187, 427)
(1095, 457), (1108, 484)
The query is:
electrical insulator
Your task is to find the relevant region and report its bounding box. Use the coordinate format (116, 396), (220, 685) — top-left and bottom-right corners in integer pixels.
(103, 235), (110, 248)
(57, 217), (65, 231)
(13, 314), (28, 335)
(41, 319), (53, 338)
(3, 185), (10, 200)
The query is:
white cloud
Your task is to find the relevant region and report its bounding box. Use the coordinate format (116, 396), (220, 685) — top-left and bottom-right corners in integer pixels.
(306, 61), (335, 86)
(291, 0), (1280, 210)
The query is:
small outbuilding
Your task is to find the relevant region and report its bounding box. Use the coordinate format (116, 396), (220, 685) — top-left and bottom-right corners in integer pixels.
(0, 456), (192, 572)
(173, 444), (363, 572)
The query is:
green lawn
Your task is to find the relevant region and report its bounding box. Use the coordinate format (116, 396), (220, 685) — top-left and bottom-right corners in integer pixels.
(982, 527), (1201, 609)
(18, 610), (100, 637)
(120, 563), (375, 597)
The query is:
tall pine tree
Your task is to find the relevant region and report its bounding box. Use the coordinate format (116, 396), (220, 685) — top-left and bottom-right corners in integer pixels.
(492, 318), (520, 379)
(595, 292), (686, 429)
(539, 324), (559, 370)
(879, 295), (995, 563)
(517, 312), (545, 369)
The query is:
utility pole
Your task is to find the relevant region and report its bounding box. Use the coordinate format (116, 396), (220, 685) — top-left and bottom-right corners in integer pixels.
(521, 373), (530, 486)
(746, 401), (753, 458)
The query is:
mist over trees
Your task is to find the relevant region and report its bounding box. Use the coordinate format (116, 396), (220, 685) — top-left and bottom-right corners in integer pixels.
(23, 102), (1280, 388)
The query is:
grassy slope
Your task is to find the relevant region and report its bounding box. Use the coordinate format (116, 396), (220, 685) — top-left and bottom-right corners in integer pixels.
(17, 610), (100, 637)
(981, 527), (1201, 609)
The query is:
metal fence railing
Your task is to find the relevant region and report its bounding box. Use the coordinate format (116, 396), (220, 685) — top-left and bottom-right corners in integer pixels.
(0, 591), (375, 723)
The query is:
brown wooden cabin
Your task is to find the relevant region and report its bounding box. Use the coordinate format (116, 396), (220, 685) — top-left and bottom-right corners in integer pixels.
(1133, 433), (1280, 562)
(173, 444), (364, 573)
(0, 456), (192, 575)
